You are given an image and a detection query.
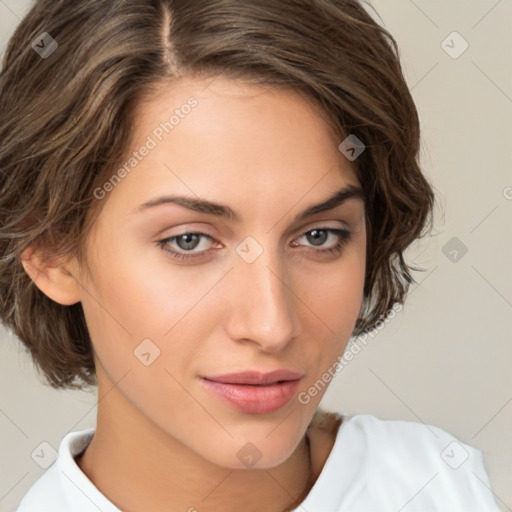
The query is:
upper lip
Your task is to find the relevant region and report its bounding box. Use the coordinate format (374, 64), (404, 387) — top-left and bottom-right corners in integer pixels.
(201, 370), (304, 385)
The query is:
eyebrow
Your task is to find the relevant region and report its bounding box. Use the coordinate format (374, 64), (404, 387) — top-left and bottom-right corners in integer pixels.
(132, 184), (365, 222)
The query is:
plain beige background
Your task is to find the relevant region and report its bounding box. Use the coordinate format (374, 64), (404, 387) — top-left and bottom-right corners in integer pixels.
(0, 1), (511, 511)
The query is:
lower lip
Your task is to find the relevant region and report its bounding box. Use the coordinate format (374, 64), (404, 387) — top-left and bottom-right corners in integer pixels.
(200, 378), (301, 414)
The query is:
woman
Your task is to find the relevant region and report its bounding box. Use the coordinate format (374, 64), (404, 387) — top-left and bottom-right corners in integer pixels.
(0, 0), (500, 510)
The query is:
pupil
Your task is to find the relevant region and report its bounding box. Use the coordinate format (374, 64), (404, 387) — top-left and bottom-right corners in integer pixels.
(308, 229), (327, 246)
(177, 233), (200, 251)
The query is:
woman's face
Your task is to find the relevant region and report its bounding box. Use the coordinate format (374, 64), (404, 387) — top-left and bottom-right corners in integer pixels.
(77, 75), (366, 469)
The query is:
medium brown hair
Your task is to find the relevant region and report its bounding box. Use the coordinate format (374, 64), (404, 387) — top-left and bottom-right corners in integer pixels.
(0, 0), (434, 390)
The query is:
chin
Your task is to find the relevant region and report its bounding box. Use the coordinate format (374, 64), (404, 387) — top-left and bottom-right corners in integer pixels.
(200, 432), (301, 470)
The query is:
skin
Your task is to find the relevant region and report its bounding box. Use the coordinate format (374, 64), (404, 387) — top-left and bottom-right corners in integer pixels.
(22, 75), (366, 512)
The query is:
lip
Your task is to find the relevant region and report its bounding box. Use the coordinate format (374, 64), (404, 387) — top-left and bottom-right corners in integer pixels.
(202, 369), (304, 385)
(200, 370), (304, 414)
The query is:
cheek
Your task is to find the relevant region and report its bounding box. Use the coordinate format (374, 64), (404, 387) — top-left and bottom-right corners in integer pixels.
(295, 241), (366, 367)
(83, 234), (207, 335)
(79, 247), (223, 386)
(299, 243), (366, 327)
(79, 262), (210, 426)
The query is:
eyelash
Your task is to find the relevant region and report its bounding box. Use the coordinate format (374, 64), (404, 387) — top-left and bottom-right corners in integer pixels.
(157, 227), (353, 263)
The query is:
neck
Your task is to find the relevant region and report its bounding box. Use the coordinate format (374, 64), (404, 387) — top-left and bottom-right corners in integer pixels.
(76, 387), (315, 512)
(279, 432), (316, 512)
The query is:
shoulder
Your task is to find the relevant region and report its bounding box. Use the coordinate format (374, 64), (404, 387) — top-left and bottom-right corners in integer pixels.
(15, 429), (101, 512)
(339, 412), (484, 470)
(315, 411), (501, 511)
(15, 461), (67, 511)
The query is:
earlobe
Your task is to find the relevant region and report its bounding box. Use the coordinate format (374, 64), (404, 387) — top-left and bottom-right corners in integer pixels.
(20, 246), (81, 306)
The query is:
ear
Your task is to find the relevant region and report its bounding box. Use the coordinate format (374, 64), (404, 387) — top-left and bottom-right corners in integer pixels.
(20, 245), (82, 305)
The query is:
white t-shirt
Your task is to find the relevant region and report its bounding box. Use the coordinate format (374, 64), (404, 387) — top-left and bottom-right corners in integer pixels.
(15, 413), (500, 512)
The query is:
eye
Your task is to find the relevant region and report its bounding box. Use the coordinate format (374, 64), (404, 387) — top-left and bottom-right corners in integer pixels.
(157, 231), (216, 262)
(291, 227), (352, 258)
(157, 227), (353, 263)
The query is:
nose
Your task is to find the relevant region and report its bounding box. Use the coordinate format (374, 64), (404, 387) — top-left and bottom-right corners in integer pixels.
(224, 248), (300, 353)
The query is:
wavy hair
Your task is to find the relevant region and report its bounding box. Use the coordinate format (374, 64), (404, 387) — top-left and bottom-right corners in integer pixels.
(0, 0), (434, 389)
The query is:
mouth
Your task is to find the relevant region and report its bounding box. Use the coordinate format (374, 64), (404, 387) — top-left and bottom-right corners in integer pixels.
(201, 369), (304, 385)
(200, 369), (304, 414)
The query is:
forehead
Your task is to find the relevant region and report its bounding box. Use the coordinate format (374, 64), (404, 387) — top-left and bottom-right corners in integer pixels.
(99, 75), (360, 221)
(132, 74), (350, 165)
